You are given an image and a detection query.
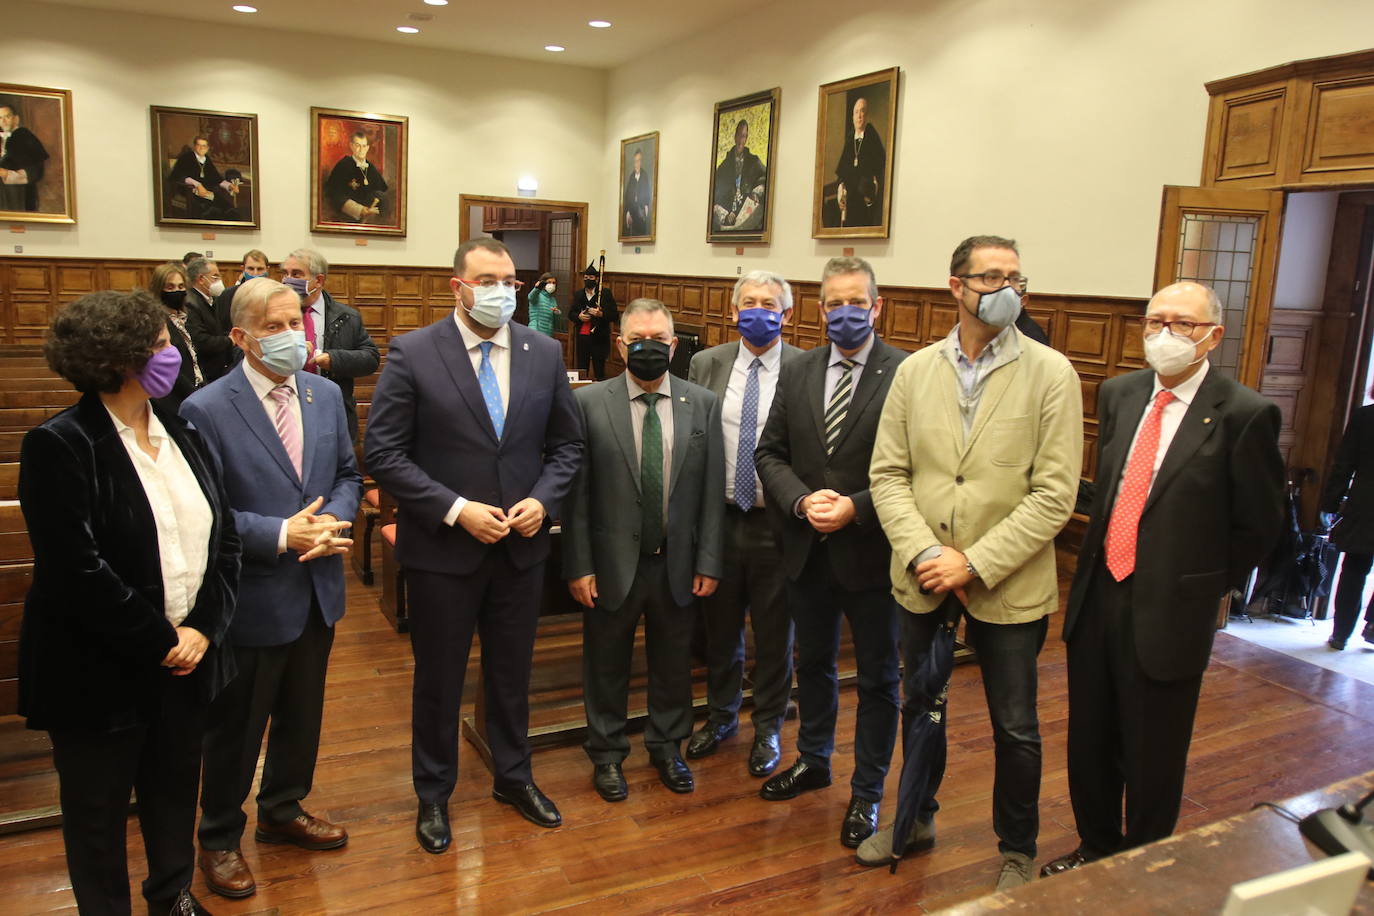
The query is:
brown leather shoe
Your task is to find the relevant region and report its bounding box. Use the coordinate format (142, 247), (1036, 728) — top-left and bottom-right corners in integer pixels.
(254, 813), (348, 850)
(198, 847), (255, 898)
(1039, 848), (1091, 878)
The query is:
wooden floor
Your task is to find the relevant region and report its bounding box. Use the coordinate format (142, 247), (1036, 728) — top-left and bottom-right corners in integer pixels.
(4, 557), (1374, 914)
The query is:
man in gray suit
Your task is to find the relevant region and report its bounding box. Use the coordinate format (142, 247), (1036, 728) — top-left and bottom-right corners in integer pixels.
(563, 299), (726, 801)
(686, 270), (802, 777)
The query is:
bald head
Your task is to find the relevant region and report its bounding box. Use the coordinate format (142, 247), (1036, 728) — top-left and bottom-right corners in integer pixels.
(1148, 281), (1221, 326)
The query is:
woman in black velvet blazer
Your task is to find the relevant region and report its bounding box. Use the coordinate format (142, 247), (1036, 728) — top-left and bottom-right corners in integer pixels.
(19, 290), (240, 916)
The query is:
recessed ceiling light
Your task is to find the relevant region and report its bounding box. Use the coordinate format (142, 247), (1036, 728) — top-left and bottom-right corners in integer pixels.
(423, 0), (448, 4)
(588, 20), (611, 28)
(232, 4), (257, 11)
(396, 25), (419, 33)
(544, 44), (565, 52)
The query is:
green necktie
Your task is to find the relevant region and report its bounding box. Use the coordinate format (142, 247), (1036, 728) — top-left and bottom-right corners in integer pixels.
(639, 392), (665, 554)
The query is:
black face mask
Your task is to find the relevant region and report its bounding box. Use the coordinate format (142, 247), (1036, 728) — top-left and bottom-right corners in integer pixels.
(161, 289), (187, 309)
(584, 277), (597, 290)
(625, 338), (671, 382)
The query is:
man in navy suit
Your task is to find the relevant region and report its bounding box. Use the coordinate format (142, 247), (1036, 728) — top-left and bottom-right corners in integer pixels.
(365, 238), (583, 853)
(181, 278), (361, 900)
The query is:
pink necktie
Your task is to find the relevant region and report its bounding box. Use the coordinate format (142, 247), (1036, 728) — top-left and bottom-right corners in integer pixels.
(1104, 390), (1176, 581)
(303, 305), (319, 374)
(269, 384), (303, 478)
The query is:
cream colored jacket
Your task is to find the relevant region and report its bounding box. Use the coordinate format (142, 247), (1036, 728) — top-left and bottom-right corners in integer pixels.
(870, 328), (1083, 623)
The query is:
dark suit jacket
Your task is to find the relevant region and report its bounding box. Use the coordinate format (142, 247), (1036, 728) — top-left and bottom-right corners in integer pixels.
(364, 316), (583, 577)
(1063, 367), (1285, 681)
(315, 290), (380, 443)
(755, 336), (905, 591)
(187, 285), (236, 382)
(0, 126), (48, 211)
(569, 287), (619, 359)
(1321, 404), (1374, 553)
(181, 364), (361, 647)
(562, 373), (725, 611)
(18, 394), (240, 731)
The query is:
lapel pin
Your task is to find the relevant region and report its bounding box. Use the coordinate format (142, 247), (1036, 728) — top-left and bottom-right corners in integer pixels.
(679, 396), (687, 402)
(1203, 417), (1212, 424)
(305, 387), (313, 404)
(523, 342), (529, 351)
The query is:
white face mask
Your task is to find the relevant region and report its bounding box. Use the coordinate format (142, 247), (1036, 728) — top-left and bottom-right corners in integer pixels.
(1143, 326), (1210, 377)
(207, 279), (226, 298)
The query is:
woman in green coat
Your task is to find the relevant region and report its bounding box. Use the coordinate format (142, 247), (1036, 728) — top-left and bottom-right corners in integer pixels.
(527, 272), (560, 336)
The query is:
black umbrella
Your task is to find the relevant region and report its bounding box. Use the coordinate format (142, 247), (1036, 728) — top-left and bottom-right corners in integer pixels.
(888, 600), (963, 873)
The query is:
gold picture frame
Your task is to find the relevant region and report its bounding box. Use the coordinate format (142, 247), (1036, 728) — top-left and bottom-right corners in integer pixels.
(812, 67), (899, 240)
(151, 105), (260, 229)
(706, 87), (780, 244)
(618, 131), (659, 244)
(0, 83), (76, 224)
(310, 106), (408, 236)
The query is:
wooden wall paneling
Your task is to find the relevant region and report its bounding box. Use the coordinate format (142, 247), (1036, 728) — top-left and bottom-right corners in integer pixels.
(1303, 73), (1374, 180)
(1062, 310), (1112, 367)
(1208, 86), (1289, 185)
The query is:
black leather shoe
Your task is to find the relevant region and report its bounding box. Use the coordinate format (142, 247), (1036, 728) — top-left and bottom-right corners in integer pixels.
(840, 796), (879, 848)
(1039, 848), (1092, 877)
(652, 754), (695, 793)
(687, 720), (738, 759)
(492, 783), (562, 828)
(593, 763), (628, 802)
(760, 759), (832, 801)
(748, 732), (782, 777)
(153, 887), (213, 916)
(416, 803), (450, 854)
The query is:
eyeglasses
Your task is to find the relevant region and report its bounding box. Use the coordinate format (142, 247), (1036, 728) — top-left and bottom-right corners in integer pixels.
(455, 277), (524, 291)
(1139, 317), (1216, 335)
(958, 272), (1028, 293)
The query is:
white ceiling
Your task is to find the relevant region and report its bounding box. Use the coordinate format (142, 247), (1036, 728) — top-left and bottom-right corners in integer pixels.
(30, 0), (746, 68)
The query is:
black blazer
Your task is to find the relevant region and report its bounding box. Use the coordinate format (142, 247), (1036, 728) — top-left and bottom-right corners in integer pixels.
(317, 290), (381, 443)
(1321, 404), (1374, 553)
(1063, 368), (1284, 681)
(568, 287), (619, 359)
(187, 285), (236, 383)
(17, 393), (240, 732)
(755, 336), (905, 591)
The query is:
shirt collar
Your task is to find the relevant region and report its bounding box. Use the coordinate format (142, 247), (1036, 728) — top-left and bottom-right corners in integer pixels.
(734, 338), (782, 373)
(1152, 358), (1210, 406)
(829, 333), (876, 368)
(452, 311), (511, 352)
(104, 403), (169, 443)
(243, 358), (295, 400)
(625, 371), (673, 402)
(949, 322), (1018, 365)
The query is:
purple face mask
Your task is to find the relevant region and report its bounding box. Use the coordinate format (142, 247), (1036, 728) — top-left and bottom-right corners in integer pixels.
(136, 345), (182, 399)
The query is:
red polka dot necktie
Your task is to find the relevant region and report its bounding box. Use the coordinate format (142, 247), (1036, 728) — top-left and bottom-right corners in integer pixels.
(1104, 389), (1176, 582)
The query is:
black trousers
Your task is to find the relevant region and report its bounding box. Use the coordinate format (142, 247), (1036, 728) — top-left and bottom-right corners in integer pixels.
(1066, 563), (1204, 858)
(574, 335), (607, 381)
(790, 543), (900, 801)
(407, 552), (543, 804)
(1332, 550), (1374, 643)
(49, 674), (204, 915)
(199, 603), (335, 850)
(582, 554), (695, 763)
(903, 598), (1047, 857)
(699, 506), (793, 735)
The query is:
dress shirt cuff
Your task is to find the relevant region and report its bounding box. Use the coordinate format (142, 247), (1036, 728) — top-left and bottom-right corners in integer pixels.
(911, 545), (943, 570)
(277, 521), (288, 555)
(443, 496), (468, 527)
(794, 495), (808, 519)
(3, 170), (27, 185)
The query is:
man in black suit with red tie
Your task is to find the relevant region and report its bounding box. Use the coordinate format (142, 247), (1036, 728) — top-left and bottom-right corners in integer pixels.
(1041, 281), (1284, 876)
(365, 238), (583, 854)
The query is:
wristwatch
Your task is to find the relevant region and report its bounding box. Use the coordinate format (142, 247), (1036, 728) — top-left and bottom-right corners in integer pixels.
(965, 559), (980, 580)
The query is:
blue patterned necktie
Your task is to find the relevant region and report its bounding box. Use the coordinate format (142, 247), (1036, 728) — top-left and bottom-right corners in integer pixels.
(734, 357), (762, 510)
(477, 340), (505, 439)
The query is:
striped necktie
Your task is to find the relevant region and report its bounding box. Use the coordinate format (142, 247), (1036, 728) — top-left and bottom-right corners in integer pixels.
(268, 383), (302, 478)
(824, 359), (857, 456)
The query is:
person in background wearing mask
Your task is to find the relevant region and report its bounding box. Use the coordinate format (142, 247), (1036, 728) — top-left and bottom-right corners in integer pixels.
(865, 235), (1083, 889)
(194, 249), (270, 384)
(1041, 281), (1283, 878)
(148, 260), (203, 414)
(685, 271), (802, 778)
(527, 271), (561, 337)
(365, 238), (582, 852)
(569, 262), (619, 380)
(563, 299), (724, 802)
(181, 278), (360, 900)
(184, 257), (228, 381)
(280, 248), (380, 444)
(754, 256), (904, 850)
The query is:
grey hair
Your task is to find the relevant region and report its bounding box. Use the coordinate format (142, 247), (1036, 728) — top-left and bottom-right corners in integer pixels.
(231, 277), (294, 329)
(732, 270), (793, 313)
(185, 256), (216, 285)
(620, 298), (674, 337)
(286, 248), (329, 278)
(820, 256), (878, 302)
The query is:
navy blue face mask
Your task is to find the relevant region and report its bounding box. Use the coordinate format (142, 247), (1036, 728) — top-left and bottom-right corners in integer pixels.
(737, 307), (782, 347)
(825, 304), (873, 350)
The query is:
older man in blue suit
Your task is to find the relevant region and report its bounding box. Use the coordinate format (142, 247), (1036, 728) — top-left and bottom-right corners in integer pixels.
(181, 278), (361, 900)
(365, 238), (583, 853)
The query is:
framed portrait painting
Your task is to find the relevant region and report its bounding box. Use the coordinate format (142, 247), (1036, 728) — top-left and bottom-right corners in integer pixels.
(618, 131), (658, 244)
(706, 88), (780, 244)
(0, 83), (76, 224)
(151, 105), (259, 228)
(310, 107), (408, 236)
(812, 67), (899, 239)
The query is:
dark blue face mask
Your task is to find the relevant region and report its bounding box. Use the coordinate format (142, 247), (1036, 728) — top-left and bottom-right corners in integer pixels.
(825, 304), (873, 350)
(737, 307), (782, 347)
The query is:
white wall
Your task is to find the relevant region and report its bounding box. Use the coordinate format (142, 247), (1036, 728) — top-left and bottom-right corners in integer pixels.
(3, 0), (606, 267)
(601, 0), (1374, 298)
(1273, 191), (1341, 310)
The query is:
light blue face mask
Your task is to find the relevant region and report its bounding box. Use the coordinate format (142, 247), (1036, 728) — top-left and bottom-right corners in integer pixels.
(465, 283), (517, 329)
(250, 328), (307, 375)
(974, 285), (1022, 329)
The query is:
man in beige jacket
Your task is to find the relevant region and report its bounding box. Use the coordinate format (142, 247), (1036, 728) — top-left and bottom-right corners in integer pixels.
(864, 235), (1083, 890)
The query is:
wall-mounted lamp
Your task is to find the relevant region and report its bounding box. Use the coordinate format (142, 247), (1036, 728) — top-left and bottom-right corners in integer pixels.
(517, 175), (539, 198)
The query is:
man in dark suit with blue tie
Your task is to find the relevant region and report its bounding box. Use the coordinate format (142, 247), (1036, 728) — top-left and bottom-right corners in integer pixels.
(365, 238), (583, 853)
(181, 278), (361, 900)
